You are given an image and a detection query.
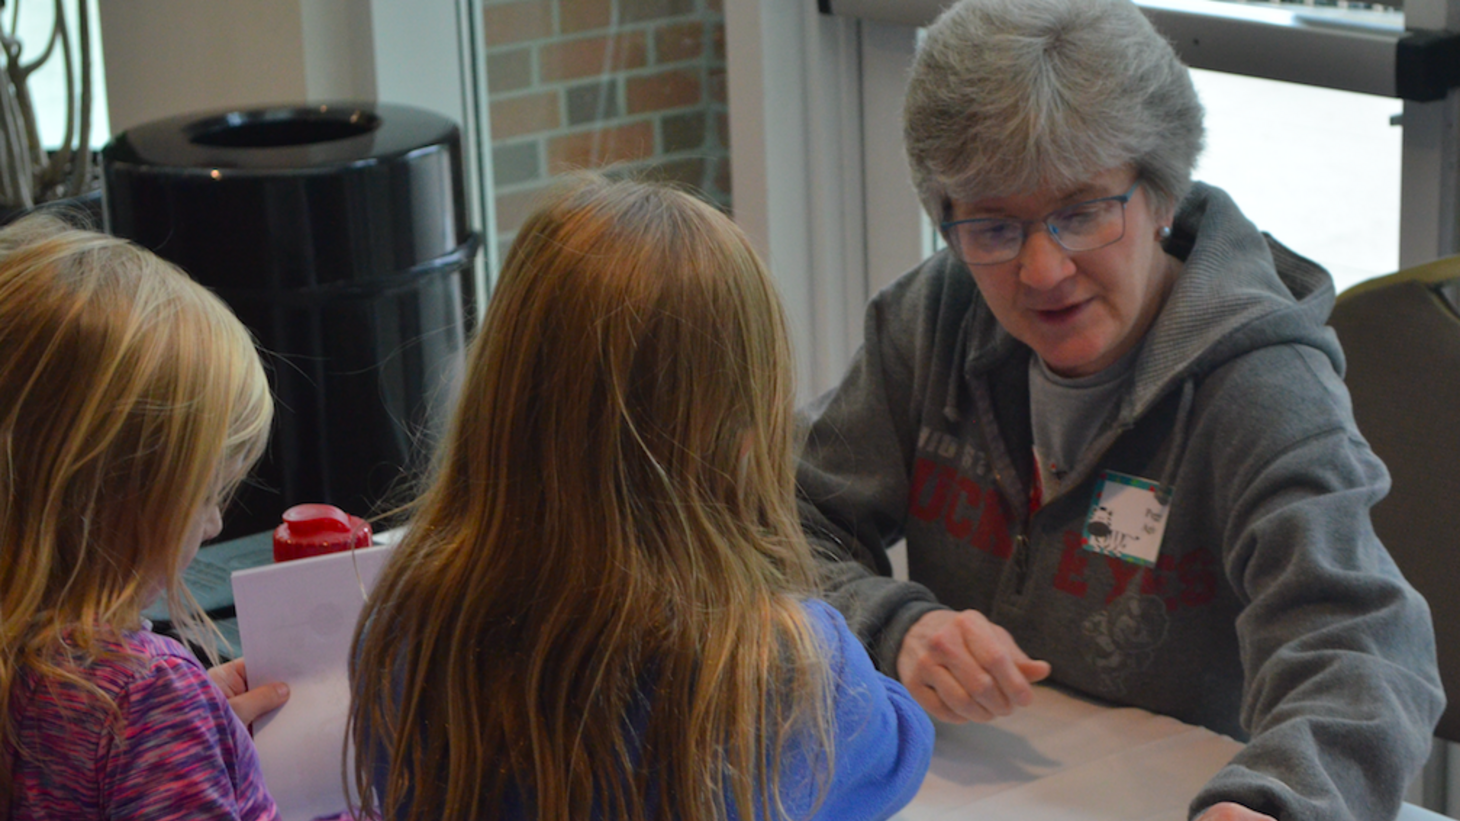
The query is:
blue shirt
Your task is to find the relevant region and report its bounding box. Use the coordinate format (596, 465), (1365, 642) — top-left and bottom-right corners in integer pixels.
(765, 599), (934, 820)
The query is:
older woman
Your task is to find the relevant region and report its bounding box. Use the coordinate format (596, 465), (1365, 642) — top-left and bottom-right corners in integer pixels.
(797, 1), (1445, 820)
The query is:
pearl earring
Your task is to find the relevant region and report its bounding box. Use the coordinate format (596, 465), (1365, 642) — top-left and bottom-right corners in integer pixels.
(1159, 226), (1172, 240)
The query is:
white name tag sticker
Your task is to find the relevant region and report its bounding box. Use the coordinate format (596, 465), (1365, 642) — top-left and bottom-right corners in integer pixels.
(1082, 470), (1172, 567)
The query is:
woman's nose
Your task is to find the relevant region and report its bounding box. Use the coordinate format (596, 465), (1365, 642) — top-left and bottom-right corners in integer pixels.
(1016, 225), (1077, 290)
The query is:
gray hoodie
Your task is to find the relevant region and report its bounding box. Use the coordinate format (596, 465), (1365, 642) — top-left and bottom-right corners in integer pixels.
(798, 183), (1445, 821)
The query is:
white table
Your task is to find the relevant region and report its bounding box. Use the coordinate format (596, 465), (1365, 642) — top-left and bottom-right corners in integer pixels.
(895, 685), (1448, 821)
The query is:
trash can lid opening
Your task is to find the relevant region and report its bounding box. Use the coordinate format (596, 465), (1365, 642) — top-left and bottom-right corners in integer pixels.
(187, 108), (382, 149)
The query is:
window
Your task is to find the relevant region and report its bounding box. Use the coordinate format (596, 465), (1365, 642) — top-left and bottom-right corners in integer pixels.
(11, 0), (109, 150)
(1190, 67), (1403, 292)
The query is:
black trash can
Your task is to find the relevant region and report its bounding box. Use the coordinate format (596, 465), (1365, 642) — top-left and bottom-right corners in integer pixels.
(102, 102), (478, 540)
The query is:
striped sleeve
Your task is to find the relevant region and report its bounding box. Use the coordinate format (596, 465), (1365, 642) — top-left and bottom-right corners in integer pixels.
(95, 636), (279, 821)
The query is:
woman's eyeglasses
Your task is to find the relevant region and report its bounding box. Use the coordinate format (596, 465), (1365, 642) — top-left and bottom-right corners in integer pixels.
(940, 181), (1141, 266)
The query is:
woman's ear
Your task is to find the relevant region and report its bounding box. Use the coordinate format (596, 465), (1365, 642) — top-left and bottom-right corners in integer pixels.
(1148, 198), (1178, 243)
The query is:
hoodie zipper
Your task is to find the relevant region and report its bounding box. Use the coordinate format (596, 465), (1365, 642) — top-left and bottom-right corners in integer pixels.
(1012, 533), (1032, 596)
(969, 376), (1039, 603)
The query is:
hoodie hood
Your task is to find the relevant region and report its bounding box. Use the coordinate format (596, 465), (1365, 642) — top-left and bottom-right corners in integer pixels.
(1130, 183), (1338, 417)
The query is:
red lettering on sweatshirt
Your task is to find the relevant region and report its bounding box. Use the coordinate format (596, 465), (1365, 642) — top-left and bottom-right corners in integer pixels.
(1053, 531), (1088, 597)
(909, 459), (1223, 614)
(1049, 530), (1219, 613)
(909, 457), (1012, 559)
(909, 458), (954, 523)
(905, 455), (951, 520)
(970, 491), (1013, 559)
(944, 477), (981, 539)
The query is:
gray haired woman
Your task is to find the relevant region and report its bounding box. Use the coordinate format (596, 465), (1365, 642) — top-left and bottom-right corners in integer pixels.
(797, 1), (1445, 820)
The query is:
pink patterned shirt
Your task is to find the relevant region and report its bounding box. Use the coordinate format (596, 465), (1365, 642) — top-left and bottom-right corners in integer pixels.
(7, 629), (278, 820)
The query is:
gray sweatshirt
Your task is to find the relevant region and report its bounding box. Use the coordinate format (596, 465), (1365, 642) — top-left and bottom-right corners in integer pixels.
(797, 183), (1445, 821)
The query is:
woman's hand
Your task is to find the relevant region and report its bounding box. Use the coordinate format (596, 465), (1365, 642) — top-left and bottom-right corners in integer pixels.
(207, 658), (290, 725)
(897, 609), (1051, 723)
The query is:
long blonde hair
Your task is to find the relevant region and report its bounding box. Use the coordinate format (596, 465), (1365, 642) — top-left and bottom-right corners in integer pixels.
(349, 175), (832, 821)
(0, 213), (273, 808)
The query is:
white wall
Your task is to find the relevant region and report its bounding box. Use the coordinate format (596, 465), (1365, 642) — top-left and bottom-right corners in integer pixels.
(97, 2), (374, 132)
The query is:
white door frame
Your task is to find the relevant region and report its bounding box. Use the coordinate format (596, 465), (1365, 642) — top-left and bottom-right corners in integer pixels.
(726, 3), (928, 399)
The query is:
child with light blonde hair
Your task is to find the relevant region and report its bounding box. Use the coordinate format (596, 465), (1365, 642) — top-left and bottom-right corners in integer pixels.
(349, 175), (933, 821)
(0, 213), (280, 819)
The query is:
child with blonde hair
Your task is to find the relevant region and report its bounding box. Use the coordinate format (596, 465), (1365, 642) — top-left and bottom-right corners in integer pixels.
(0, 213), (280, 819)
(348, 175), (934, 821)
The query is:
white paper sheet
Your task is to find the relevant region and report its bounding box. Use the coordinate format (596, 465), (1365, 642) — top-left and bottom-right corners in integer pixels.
(233, 544), (394, 821)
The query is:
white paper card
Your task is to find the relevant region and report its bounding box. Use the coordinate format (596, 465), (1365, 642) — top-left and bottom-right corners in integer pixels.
(233, 544), (394, 821)
(1082, 470), (1171, 567)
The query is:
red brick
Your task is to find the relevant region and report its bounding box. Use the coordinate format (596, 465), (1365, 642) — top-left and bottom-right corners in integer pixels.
(495, 184), (555, 235)
(540, 32), (649, 82)
(625, 69), (701, 114)
(491, 91), (562, 140)
(711, 20), (725, 61)
(716, 111), (730, 149)
(707, 0), (724, 12)
(620, 0), (694, 24)
(483, 0), (553, 47)
(547, 121), (656, 172)
(655, 22), (703, 63)
(561, 0), (611, 33)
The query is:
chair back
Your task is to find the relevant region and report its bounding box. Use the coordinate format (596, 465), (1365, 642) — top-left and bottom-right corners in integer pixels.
(1331, 260), (1460, 744)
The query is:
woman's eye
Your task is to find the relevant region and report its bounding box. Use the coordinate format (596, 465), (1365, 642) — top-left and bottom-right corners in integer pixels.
(970, 221), (1019, 244)
(1055, 204), (1105, 231)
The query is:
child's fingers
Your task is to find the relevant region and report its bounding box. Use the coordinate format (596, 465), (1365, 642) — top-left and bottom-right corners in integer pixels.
(227, 681), (291, 726)
(207, 658), (249, 697)
(207, 658), (290, 724)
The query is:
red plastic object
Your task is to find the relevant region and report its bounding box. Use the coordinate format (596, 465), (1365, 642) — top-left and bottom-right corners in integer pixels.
(272, 503), (372, 562)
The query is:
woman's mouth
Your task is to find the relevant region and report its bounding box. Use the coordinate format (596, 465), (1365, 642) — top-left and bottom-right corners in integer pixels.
(1032, 300), (1089, 323)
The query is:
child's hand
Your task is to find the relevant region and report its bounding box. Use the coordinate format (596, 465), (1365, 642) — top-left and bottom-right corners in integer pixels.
(207, 658), (290, 725)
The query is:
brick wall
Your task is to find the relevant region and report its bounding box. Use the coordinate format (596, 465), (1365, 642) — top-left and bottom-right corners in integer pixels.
(483, 0), (729, 259)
